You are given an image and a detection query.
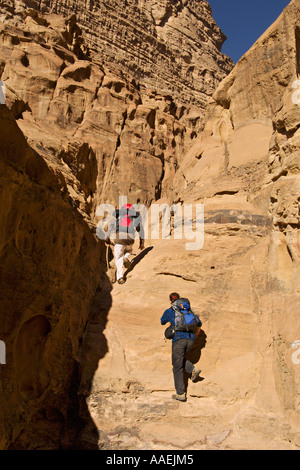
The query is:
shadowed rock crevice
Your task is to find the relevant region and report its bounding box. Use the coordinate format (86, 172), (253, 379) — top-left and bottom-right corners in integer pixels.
(14, 315), (52, 400)
(0, 105), (111, 449)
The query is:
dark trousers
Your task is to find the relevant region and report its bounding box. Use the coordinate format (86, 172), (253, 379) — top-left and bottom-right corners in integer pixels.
(172, 338), (195, 395)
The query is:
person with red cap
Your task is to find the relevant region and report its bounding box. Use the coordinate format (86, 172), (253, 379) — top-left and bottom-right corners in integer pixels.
(105, 203), (144, 284)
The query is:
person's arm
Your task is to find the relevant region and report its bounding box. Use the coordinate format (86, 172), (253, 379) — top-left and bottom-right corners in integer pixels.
(160, 308), (173, 325)
(104, 220), (112, 245)
(134, 212), (145, 250)
(105, 211), (118, 245)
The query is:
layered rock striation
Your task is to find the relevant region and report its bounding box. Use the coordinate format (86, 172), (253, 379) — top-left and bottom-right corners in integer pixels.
(0, 1), (233, 214)
(3, 0), (233, 108)
(83, 0), (300, 450)
(1, 0), (300, 451)
(0, 0), (234, 449)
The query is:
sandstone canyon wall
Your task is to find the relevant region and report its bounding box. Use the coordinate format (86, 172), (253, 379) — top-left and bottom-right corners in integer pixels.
(166, 0), (300, 436)
(0, 0), (300, 451)
(82, 0), (300, 450)
(0, 0), (235, 449)
(0, 104), (108, 448)
(0, 0), (233, 212)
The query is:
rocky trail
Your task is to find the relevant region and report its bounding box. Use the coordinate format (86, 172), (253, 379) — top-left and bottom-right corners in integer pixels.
(77, 234), (299, 450)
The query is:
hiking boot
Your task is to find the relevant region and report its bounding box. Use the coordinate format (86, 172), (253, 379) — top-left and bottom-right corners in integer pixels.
(172, 393), (187, 402)
(191, 367), (201, 382)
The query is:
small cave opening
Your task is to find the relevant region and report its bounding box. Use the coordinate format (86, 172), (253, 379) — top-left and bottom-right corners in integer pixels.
(14, 315), (51, 399)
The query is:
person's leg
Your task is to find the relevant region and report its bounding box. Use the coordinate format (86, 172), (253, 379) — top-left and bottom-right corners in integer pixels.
(114, 244), (125, 281)
(172, 339), (200, 399)
(184, 339), (195, 375)
(184, 338), (201, 381)
(123, 245), (133, 268)
(172, 339), (188, 396)
(124, 246), (132, 258)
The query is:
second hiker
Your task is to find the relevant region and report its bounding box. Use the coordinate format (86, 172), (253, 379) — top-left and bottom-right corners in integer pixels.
(105, 203), (145, 284)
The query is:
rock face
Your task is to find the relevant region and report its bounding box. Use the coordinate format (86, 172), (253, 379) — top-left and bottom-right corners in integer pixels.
(81, 0), (300, 450)
(0, 104), (109, 448)
(0, 0), (233, 214)
(1, 0), (300, 451)
(0, 0), (233, 450)
(10, 0), (233, 108)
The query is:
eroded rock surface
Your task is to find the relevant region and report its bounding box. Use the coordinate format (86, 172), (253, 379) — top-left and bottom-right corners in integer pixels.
(1, 0), (300, 451)
(0, 1), (233, 214)
(3, 0), (233, 107)
(0, 105), (108, 449)
(79, 0), (300, 450)
(0, 0), (233, 450)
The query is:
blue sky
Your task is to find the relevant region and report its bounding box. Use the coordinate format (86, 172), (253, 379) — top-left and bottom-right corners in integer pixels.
(209, 0), (292, 63)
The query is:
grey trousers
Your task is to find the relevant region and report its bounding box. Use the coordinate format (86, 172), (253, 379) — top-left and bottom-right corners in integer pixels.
(172, 338), (195, 395)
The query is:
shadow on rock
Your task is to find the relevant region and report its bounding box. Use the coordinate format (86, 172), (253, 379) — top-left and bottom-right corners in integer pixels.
(184, 329), (207, 389)
(124, 245), (154, 277)
(71, 276), (112, 449)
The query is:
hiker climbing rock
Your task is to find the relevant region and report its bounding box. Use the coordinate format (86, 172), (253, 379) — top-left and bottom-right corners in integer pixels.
(105, 203), (144, 284)
(161, 292), (202, 402)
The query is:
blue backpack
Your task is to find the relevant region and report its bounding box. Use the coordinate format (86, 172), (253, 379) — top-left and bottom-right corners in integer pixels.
(172, 298), (198, 332)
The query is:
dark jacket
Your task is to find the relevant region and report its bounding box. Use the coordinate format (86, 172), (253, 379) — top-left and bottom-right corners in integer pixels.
(106, 208), (144, 245)
(161, 307), (202, 343)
